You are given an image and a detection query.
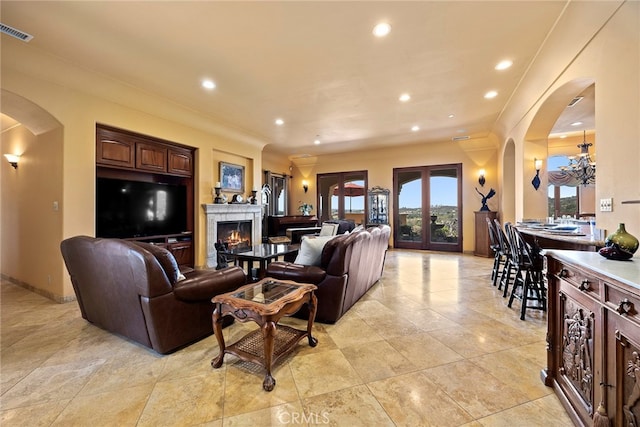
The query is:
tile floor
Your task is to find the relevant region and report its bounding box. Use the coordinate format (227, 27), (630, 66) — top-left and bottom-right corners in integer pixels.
(1, 249), (573, 426)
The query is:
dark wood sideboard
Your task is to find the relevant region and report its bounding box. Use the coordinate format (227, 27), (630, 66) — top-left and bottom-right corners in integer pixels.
(543, 250), (640, 426)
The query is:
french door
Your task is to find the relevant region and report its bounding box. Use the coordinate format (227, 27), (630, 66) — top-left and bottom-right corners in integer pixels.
(393, 164), (462, 252)
(317, 171), (368, 225)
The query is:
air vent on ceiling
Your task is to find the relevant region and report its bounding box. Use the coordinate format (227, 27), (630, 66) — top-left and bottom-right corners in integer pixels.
(568, 96), (583, 107)
(0, 23), (34, 42)
(451, 135), (470, 142)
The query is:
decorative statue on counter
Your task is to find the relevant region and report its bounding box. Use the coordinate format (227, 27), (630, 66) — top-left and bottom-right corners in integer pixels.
(476, 187), (496, 212)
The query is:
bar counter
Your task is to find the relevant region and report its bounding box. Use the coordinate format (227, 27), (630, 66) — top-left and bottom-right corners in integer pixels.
(516, 225), (604, 252)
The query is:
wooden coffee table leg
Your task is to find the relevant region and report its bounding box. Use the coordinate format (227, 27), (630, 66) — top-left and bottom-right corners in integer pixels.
(262, 320), (277, 391)
(307, 292), (318, 347)
(211, 304), (226, 369)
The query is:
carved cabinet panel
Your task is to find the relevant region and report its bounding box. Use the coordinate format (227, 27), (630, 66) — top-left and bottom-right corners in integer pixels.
(556, 282), (599, 423)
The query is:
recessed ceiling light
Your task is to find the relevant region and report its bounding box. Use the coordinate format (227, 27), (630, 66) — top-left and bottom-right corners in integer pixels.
(448, 114), (455, 119)
(275, 118), (284, 126)
(373, 22), (391, 37)
(484, 90), (498, 99)
(314, 138), (321, 145)
(571, 121), (583, 126)
(411, 126), (420, 132)
(399, 93), (411, 102)
(495, 60), (513, 70)
(201, 79), (216, 90)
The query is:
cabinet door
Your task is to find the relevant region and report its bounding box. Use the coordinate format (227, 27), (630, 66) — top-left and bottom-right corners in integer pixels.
(556, 281), (601, 425)
(136, 142), (167, 172)
(96, 129), (135, 168)
(168, 148), (193, 176)
(609, 307), (640, 426)
(169, 241), (193, 268)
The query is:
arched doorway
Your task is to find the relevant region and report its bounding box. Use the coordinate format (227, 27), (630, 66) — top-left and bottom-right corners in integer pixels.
(1, 89), (65, 301)
(523, 79), (596, 222)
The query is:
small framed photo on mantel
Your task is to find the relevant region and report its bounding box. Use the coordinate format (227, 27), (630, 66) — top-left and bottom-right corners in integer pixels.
(220, 162), (245, 193)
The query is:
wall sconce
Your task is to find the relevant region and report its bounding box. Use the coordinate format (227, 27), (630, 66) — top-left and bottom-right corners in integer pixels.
(478, 169), (486, 187)
(4, 154), (20, 169)
(531, 158), (543, 190)
(302, 180), (309, 193)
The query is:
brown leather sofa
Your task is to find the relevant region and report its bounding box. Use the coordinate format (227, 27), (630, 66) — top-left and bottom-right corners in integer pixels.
(265, 225), (390, 323)
(60, 236), (246, 354)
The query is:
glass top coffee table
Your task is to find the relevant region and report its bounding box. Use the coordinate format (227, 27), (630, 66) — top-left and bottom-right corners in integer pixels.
(211, 278), (318, 391)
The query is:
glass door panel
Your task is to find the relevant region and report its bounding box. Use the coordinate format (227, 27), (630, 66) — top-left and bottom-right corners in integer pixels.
(395, 169), (423, 246)
(318, 174), (340, 221)
(428, 167), (461, 250)
(343, 172), (366, 225)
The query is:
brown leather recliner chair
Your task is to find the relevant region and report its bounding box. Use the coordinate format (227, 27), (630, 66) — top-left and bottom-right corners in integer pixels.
(60, 236), (246, 354)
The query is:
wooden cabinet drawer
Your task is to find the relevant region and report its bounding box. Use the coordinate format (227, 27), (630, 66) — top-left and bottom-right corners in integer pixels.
(555, 264), (600, 300)
(605, 285), (640, 324)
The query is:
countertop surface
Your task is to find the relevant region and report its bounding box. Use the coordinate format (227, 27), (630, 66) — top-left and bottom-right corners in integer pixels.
(517, 224), (605, 248)
(544, 250), (640, 288)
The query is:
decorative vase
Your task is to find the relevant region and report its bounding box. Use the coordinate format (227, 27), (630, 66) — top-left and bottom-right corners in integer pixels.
(598, 223), (639, 260)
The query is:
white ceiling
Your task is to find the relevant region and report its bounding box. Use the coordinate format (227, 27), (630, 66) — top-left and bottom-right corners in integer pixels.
(1, 1), (594, 156)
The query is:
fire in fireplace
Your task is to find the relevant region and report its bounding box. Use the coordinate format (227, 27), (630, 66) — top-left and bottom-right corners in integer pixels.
(217, 220), (252, 250)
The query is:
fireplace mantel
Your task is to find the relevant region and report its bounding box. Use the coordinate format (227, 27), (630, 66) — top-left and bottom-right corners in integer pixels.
(202, 204), (263, 268)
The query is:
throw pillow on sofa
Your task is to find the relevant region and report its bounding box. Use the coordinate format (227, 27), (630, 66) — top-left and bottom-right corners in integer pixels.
(294, 235), (336, 266)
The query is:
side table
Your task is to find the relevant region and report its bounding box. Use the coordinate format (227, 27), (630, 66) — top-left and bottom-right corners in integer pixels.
(211, 278), (318, 391)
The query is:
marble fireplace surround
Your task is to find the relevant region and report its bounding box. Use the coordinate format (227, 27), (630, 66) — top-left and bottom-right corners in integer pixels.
(202, 204), (262, 268)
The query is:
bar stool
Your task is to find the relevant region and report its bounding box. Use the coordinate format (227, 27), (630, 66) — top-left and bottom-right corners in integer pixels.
(486, 218), (504, 287)
(505, 223), (547, 320)
(494, 219), (515, 298)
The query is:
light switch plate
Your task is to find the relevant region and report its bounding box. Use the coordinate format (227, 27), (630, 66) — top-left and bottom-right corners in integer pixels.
(600, 198), (613, 212)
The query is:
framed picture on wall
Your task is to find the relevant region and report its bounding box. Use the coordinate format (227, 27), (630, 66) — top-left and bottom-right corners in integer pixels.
(220, 162), (244, 193)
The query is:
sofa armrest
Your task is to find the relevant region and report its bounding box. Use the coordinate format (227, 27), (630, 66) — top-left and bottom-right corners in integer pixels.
(265, 261), (327, 284)
(173, 266), (246, 301)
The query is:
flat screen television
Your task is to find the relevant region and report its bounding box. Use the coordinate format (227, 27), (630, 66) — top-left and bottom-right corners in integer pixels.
(96, 177), (188, 238)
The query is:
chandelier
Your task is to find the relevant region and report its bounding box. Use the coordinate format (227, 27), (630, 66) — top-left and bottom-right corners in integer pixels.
(559, 131), (596, 185)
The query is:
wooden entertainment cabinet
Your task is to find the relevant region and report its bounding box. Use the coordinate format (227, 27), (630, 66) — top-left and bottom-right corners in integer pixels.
(96, 124), (195, 269)
(544, 250), (640, 426)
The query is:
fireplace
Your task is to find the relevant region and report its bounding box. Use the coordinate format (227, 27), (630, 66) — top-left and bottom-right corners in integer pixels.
(217, 220), (252, 250)
(203, 204), (263, 268)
